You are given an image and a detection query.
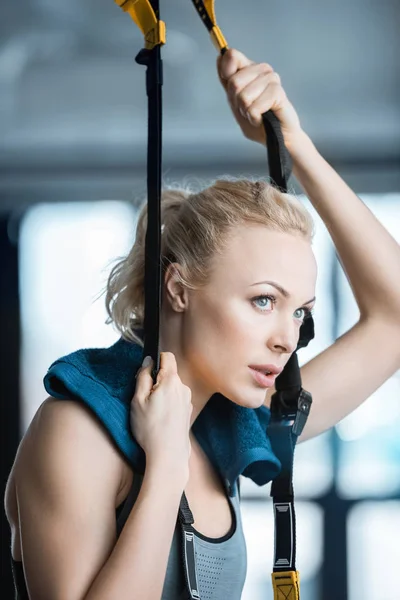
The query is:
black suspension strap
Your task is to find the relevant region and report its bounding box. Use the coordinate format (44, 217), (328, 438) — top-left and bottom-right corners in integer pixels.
(190, 2), (315, 599)
(114, 2), (200, 597)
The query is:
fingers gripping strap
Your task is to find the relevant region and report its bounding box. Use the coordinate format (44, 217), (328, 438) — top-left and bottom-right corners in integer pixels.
(114, 0), (166, 49)
(272, 571), (300, 600)
(191, 0), (228, 52)
(191, 0), (292, 194)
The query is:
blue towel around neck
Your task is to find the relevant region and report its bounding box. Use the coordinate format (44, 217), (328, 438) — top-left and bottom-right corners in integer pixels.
(43, 336), (281, 496)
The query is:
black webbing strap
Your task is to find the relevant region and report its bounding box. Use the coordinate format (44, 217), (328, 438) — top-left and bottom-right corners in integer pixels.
(262, 111), (293, 191)
(178, 494), (201, 599)
(264, 133), (314, 599)
(114, 0), (165, 383)
(136, 41), (163, 382)
(115, 2), (201, 597)
(129, 0), (164, 382)
(136, 11), (200, 600)
(267, 323), (314, 599)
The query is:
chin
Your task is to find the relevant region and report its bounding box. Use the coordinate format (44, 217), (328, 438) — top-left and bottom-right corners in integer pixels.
(249, 395), (267, 409)
(225, 388), (266, 410)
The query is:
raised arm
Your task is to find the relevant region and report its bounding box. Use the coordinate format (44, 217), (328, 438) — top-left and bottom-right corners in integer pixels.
(217, 48), (400, 440)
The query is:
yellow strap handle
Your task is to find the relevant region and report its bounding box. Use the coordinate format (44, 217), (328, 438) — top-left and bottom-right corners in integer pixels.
(114, 0), (166, 49)
(272, 571), (300, 600)
(192, 0), (228, 52)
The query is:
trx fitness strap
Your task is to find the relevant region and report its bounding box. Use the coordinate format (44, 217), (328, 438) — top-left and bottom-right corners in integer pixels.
(114, 1), (315, 599)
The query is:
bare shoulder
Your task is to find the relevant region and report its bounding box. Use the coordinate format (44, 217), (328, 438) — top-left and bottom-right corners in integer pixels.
(6, 397), (133, 539)
(15, 397), (128, 487)
(4, 397), (135, 597)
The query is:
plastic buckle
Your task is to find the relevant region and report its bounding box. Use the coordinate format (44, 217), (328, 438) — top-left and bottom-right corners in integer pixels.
(270, 389), (296, 423)
(271, 570), (300, 600)
(292, 389), (312, 437)
(145, 20), (166, 50)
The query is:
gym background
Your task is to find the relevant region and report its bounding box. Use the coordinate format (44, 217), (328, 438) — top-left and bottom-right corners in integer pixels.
(1, 1), (399, 598)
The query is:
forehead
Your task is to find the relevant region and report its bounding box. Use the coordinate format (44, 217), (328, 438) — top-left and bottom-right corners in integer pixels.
(209, 224), (317, 295)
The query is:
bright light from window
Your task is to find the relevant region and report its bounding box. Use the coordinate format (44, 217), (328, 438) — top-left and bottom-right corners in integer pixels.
(335, 194), (400, 498)
(19, 200), (137, 430)
(347, 501), (400, 600)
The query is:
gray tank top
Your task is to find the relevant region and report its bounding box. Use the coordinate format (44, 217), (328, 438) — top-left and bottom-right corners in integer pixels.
(116, 473), (247, 599)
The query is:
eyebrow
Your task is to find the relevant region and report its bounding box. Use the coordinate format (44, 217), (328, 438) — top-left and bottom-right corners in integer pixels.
(250, 280), (316, 306)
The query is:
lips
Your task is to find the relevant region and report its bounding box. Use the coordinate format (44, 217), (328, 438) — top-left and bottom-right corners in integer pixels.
(248, 364), (283, 376)
(249, 367), (278, 388)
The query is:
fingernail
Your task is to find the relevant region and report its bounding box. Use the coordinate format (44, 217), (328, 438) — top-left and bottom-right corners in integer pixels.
(142, 355), (152, 368)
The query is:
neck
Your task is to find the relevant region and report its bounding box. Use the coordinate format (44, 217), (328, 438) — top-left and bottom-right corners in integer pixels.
(159, 315), (214, 428)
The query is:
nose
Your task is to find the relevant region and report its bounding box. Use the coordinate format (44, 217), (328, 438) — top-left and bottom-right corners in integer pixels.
(266, 317), (299, 355)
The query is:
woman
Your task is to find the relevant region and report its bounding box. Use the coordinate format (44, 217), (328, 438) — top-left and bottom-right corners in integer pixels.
(5, 48), (400, 599)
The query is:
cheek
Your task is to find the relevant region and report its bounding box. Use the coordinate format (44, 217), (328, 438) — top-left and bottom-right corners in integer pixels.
(184, 298), (262, 396)
(184, 305), (234, 369)
(190, 297), (251, 353)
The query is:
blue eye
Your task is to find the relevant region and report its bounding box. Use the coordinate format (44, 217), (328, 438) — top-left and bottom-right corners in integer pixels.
(252, 295), (276, 310)
(294, 307), (314, 321)
(251, 295), (314, 322)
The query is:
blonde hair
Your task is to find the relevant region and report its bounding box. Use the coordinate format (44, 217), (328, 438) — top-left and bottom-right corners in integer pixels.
(104, 177), (315, 346)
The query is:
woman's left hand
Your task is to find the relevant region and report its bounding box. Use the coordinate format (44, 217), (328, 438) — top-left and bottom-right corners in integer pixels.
(217, 48), (304, 149)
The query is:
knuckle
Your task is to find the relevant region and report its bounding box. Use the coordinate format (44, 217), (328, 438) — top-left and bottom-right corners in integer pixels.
(168, 369), (179, 380)
(278, 86), (287, 101)
(227, 77), (241, 96)
(271, 71), (281, 84)
(240, 93), (251, 111)
(228, 48), (240, 60)
(260, 62), (274, 73)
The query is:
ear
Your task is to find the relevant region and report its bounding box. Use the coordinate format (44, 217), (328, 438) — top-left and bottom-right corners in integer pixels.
(164, 263), (189, 312)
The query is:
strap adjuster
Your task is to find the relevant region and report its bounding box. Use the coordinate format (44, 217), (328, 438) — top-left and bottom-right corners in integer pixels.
(270, 387), (312, 437)
(292, 390), (312, 437)
(115, 0), (166, 50)
(272, 570), (300, 600)
(144, 20), (166, 49)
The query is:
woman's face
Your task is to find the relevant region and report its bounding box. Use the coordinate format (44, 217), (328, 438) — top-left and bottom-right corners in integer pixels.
(165, 224), (317, 409)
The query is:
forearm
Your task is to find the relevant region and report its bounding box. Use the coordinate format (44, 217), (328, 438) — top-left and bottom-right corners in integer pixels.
(286, 131), (400, 322)
(85, 460), (187, 600)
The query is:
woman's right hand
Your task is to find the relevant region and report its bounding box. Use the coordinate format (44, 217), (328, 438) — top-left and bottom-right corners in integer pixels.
(130, 352), (193, 479)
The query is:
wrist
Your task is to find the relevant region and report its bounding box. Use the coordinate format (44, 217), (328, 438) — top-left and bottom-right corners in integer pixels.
(146, 455), (189, 487)
(285, 129), (314, 159)
(257, 128), (314, 162)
